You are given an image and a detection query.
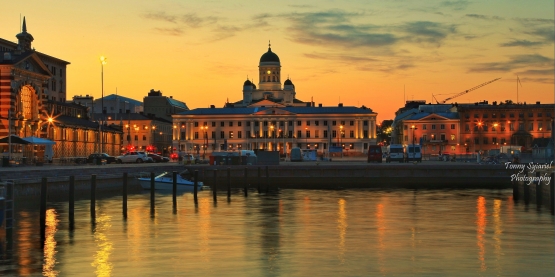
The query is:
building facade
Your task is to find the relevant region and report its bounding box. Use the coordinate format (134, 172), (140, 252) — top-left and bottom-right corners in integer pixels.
(172, 45), (378, 157)
(143, 89), (189, 122)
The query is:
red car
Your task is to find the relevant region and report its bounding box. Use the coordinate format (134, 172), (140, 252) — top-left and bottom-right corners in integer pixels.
(367, 145), (383, 163)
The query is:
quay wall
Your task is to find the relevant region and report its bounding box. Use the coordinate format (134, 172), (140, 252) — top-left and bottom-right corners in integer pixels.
(1, 164), (513, 197)
(513, 169), (555, 209)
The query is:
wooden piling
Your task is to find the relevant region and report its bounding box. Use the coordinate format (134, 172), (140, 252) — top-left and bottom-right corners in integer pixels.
(91, 175), (96, 220)
(265, 166), (269, 193)
(122, 173), (128, 218)
(4, 180), (14, 244)
(536, 171), (542, 207)
(257, 167), (261, 193)
(512, 172), (519, 202)
(244, 167), (248, 197)
(172, 171), (177, 210)
(150, 172), (155, 215)
(40, 177), (47, 243)
(194, 170), (199, 204)
(69, 176), (75, 228)
(227, 167), (231, 199)
(550, 172), (554, 215)
(523, 169), (529, 205)
(213, 169), (218, 202)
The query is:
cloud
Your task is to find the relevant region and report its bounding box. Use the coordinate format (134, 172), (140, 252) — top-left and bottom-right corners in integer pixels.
(303, 52), (380, 63)
(399, 21), (456, 45)
(440, 0), (471, 11)
(469, 54), (554, 72)
(154, 27), (184, 36)
(500, 39), (544, 47)
(525, 27), (555, 43)
(517, 69), (554, 76)
(465, 14), (504, 21)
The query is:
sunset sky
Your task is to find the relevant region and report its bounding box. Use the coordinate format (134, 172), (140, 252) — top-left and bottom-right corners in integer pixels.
(2, 0), (553, 120)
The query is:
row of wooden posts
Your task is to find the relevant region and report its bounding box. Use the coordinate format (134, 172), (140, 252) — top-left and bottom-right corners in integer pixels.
(512, 170), (555, 215)
(37, 167), (273, 243)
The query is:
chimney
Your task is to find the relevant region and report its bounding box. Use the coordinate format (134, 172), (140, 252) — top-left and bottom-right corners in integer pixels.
(210, 105), (215, 108)
(536, 101), (541, 105)
(338, 103), (343, 107)
(306, 103), (311, 107)
(318, 103), (322, 107)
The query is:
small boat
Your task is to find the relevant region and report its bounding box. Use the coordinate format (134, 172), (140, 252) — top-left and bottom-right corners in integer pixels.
(138, 172), (203, 191)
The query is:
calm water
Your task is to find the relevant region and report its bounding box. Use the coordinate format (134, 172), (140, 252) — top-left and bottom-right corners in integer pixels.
(0, 188), (554, 276)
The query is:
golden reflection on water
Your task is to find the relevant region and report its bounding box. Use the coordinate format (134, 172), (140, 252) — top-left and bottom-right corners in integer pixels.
(493, 199), (503, 276)
(198, 198), (211, 263)
(91, 214), (113, 277)
(476, 196), (487, 272)
(43, 209), (59, 277)
(17, 211), (33, 276)
(337, 198), (347, 264)
(376, 203), (387, 275)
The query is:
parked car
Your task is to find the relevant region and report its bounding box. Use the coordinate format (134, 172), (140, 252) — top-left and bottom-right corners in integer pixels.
(148, 153), (169, 163)
(116, 151), (152, 163)
(87, 153), (116, 164)
(367, 145), (383, 163)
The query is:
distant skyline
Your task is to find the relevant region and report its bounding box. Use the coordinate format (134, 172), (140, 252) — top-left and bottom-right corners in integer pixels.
(2, 0), (553, 120)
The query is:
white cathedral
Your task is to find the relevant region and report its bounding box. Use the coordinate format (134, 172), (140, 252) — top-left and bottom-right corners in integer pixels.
(172, 44), (377, 156)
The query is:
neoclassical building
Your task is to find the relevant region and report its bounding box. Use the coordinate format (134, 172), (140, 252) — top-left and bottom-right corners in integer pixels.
(172, 45), (378, 157)
(0, 18), (122, 161)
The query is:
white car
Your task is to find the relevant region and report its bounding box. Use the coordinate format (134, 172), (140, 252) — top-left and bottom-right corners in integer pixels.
(116, 151), (153, 163)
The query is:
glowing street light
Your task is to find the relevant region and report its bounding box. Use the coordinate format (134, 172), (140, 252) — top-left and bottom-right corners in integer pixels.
(100, 56), (107, 153)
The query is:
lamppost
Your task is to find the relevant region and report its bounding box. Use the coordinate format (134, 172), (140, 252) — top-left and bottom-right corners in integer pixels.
(339, 125), (344, 158)
(151, 125), (156, 153)
(477, 121), (483, 152)
(133, 125), (139, 151)
(201, 126), (208, 159)
(100, 56), (107, 153)
(305, 127), (308, 150)
(270, 125), (275, 151)
(410, 125), (418, 162)
(493, 123), (499, 153)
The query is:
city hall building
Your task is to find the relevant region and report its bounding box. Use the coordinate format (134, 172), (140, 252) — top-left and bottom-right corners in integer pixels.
(172, 45), (378, 157)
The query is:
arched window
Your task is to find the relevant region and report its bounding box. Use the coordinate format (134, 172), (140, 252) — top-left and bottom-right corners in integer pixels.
(272, 76), (276, 82)
(21, 86), (33, 120)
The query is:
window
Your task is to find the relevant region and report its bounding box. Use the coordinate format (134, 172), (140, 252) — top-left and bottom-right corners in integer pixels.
(280, 121), (284, 126)
(297, 121), (301, 126)
(474, 114), (479, 118)
(323, 121), (328, 126)
(194, 122), (199, 127)
(323, 130), (328, 138)
(212, 122), (216, 127)
(422, 124), (427, 130)
(500, 124), (505, 131)
(404, 135), (408, 142)
(440, 134), (446, 140)
(363, 130), (368, 138)
(315, 130), (320, 138)
(246, 131), (250, 138)
(509, 123), (514, 131)
(492, 137), (497, 144)
(501, 138), (506, 144)
(238, 121), (242, 127)
(432, 125), (436, 130)
(451, 124), (455, 129)
(350, 121), (354, 126)
(509, 113), (514, 118)
(134, 135), (138, 141)
(492, 113), (497, 118)
(297, 130), (302, 138)
(194, 132), (199, 139)
(404, 125), (408, 130)
(518, 123), (524, 131)
(220, 122), (224, 127)
(341, 121), (345, 125)
(465, 114), (470, 119)
(474, 137), (479, 144)
(306, 130), (310, 138)
(363, 121), (368, 126)
(315, 121), (319, 126)
(332, 121), (337, 126)
(229, 131), (234, 138)
(264, 131), (268, 138)
(423, 134), (427, 141)
(500, 113), (506, 118)
(518, 113), (524, 118)
(264, 121), (268, 126)
(211, 131), (215, 139)
(483, 114), (488, 118)
(349, 130), (354, 138)
(440, 124), (445, 129)
(228, 121), (233, 127)
(528, 113), (533, 117)
(306, 121), (310, 126)
(465, 124), (470, 131)
(483, 137), (488, 144)
(220, 131), (225, 138)
(451, 134), (455, 141)
(332, 130), (337, 138)
(528, 123), (533, 131)
(246, 121), (250, 127)
(288, 131), (293, 138)
(538, 122), (543, 131)
(238, 131), (242, 138)
(538, 113), (543, 117)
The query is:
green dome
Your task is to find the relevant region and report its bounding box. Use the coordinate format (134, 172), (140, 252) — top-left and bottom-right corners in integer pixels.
(260, 47), (280, 63)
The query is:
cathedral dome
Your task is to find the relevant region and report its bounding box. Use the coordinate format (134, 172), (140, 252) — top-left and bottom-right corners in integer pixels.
(243, 79), (252, 86)
(284, 79), (293, 86)
(260, 47), (280, 63)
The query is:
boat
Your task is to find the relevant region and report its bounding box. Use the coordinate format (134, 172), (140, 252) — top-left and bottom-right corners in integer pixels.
(138, 172), (203, 191)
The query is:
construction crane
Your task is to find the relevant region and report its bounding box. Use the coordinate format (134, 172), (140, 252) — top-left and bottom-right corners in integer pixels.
(433, 78), (501, 104)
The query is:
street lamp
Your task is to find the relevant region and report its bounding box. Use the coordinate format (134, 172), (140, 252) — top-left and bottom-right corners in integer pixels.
(100, 56), (107, 153)
(305, 127), (308, 150)
(339, 125), (344, 158)
(133, 125), (139, 150)
(493, 123), (499, 152)
(410, 125), (418, 162)
(201, 126), (208, 159)
(151, 125), (156, 152)
(270, 125), (275, 151)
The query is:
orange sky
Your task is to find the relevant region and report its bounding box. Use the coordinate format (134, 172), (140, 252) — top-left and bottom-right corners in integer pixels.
(2, 0), (554, 120)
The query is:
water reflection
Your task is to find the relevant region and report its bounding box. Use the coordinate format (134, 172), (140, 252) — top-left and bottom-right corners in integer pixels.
(336, 198), (347, 264)
(493, 199), (503, 276)
(17, 211), (35, 276)
(43, 209), (59, 277)
(476, 196), (487, 272)
(91, 214), (113, 277)
(376, 202), (386, 275)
